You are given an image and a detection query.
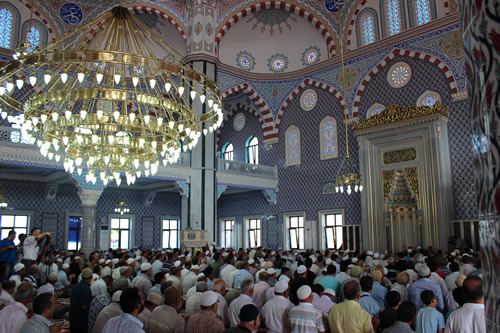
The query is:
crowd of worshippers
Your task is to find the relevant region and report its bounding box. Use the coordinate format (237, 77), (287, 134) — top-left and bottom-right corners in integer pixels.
(0, 228), (487, 333)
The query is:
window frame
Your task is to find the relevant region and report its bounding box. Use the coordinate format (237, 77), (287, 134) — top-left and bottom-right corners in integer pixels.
(319, 209), (345, 251)
(380, 0), (407, 38)
(161, 217), (179, 249)
(0, 4), (21, 50)
(408, 0), (437, 28)
(108, 214), (135, 250)
(284, 212), (306, 250)
(220, 217), (235, 248)
(65, 212), (82, 251)
(356, 8), (381, 47)
(0, 210), (33, 246)
(244, 216), (262, 249)
(222, 142), (234, 161)
(320, 116), (339, 160)
(245, 136), (259, 165)
(285, 125), (301, 167)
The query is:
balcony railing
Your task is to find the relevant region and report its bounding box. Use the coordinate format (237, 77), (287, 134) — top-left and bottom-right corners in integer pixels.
(217, 158), (277, 179)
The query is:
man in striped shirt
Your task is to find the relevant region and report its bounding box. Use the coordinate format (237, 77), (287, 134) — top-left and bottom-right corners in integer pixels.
(288, 285), (326, 333)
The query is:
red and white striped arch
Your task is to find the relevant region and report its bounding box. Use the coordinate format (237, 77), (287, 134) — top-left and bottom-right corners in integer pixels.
(128, 6), (188, 42)
(215, 1), (337, 57)
(275, 78), (346, 135)
(345, 0), (368, 50)
(216, 103), (264, 147)
(221, 83), (277, 142)
(352, 49), (459, 117)
(21, 0), (58, 40)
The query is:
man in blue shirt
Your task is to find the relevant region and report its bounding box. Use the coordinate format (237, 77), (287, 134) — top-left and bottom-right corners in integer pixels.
(233, 261), (253, 289)
(0, 230), (17, 284)
(415, 290), (445, 333)
(371, 270), (388, 308)
(358, 276), (381, 318)
(318, 265), (340, 296)
(406, 264), (444, 310)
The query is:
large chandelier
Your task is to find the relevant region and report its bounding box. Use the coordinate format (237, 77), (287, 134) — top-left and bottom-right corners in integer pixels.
(114, 193), (130, 215)
(0, 2), (222, 186)
(333, 5), (362, 195)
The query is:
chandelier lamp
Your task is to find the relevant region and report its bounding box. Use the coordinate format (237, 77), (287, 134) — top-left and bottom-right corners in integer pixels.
(0, 187), (8, 208)
(333, 5), (362, 195)
(0, 2), (223, 186)
(114, 193), (130, 215)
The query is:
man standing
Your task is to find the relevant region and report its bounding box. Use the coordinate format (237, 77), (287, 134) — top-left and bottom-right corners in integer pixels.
(130, 263), (153, 299)
(251, 272), (270, 310)
(288, 285), (326, 333)
(149, 286), (185, 333)
(407, 264), (444, 310)
(92, 291), (123, 333)
(228, 279), (255, 328)
(261, 280), (294, 333)
(22, 228), (51, 271)
(19, 292), (56, 333)
(0, 282), (34, 333)
(185, 291), (225, 333)
(223, 304), (260, 333)
(0, 230), (17, 284)
(102, 287), (145, 333)
(445, 276), (486, 333)
(69, 268), (93, 333)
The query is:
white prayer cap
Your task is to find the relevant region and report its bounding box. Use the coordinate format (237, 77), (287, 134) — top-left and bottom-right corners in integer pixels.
(342, 255), (349, 261)
(324, 288), (336, 296)
(200, 291), (218, 307)
(297, 265), (306, 275)
(248, 259), (255, 265)
(119, 267), (128, 274)
(383, 267), (388, 275)
(325, 258), (333, 265)
(274, 280), (288, 293)
(74, 256), (81, 260)
(112, 290), (122, 302)
(174, 260), (181, 267)
(98, 259), (105, 264)
(352, 257), (358, 263)
(192, 265), (200, 270)
(57, 258), (64, 263)
(416, 256), (425, 263)
(62, 263), (70, 270)
(112, 258), (119, 264)
(198, 273), (205, 278)
(450, 251), (457, 257)
(309, 255), (317, 263)
(415, 263), (430, 277)
(141, 263), (152, 271)
(407, 249), (413, 253)
(373, 253), (380, 259)
(297, 285), (312, 300)
(267, 268), (276, 275)
(279, 275), (290, 284)
(135, 256), (141, 261)
(127, 258), (135, 264)
(147, 293), (162, 306)
(367, 251), (373, 256)
(105, 259), (112, 264)
(13, 263), (24, 272)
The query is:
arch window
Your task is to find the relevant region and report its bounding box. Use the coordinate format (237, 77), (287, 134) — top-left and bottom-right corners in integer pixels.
(26, 26), (40, 52)
(417, 91), (441, 107)
(21, 20), (48, 53)
(0, 8), (13, 49)
(222, 142), (234, 161)
(356, 8), (380, 48)
(246, 136), (259, 164)
(380, 0), (406, 37)
(367, 103), (386, 118)
(285, 126), (301, 167)
(408, 0), (436, 27)
(320, 116), (338, 160)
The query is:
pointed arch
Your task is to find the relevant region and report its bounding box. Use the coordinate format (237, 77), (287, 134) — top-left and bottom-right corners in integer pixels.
(285, 125), (301, 167)
(320, 116), (338, 160)
(0, 2), (20, 49)
(366, 103), (386, 118)
(417, 90), (441, 107)
(355, 8), (380, 47)
(352, 49), (460, 117)
(216, 103), (265, 148)
(215, 1), (337, 57)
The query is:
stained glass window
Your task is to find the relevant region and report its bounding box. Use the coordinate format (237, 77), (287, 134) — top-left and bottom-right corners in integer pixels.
(422, 95), (437, 106)
(320, 117), (338, 160)
(367, 103), (386, 118)
(417, 91), (441, 107)
(272, 58), (285, 70)
(386, 0), (402, 35)
(286, 126), (300, 167)
(0, 9), (13, 49)
(361, 14), (375, 45)
(26, 26), (41, 52)
(388, 62), (411, 88)
(300, 89), (317, 111)
(416, 0), (431, 25)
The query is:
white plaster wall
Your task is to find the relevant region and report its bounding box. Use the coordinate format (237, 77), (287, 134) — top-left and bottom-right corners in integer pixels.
(218, 10), (327, 73)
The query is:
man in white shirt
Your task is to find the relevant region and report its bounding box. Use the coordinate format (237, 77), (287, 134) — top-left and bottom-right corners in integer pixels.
(213, 279), (230, 327)
(103, 287), (145, 333)
(185, 281), (208, 316)
(9, 263), (25, 289)
(0, 280), (16, 307)
(445, 276), (486, 333)
(220, 258), (236, 289)
(261, 280), (294, 333)
(445, 262), (461, 292)
(251, 271), (270, 310)
(182, 265), (200, 296)
(228, 279), (255, 327)
(167, 267), (182, 290)
(130, 263), (153, 299)
(93, 290), (123, 333)
(459, 255), (476, 276)
(0, 282), (34, 333)
(22, 228), (51, 272)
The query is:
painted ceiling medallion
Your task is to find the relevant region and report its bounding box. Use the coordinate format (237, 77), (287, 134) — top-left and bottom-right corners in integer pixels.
(442, 30), (464, 58)
(247, 9), (297, 35)
(300, 89), (318, 111)
(236, 51), (255, 72)
(336, 66), (359, 89)
(60, 3), (83, 25)
(233, 113), (246, 131)
(387, 62), (412, 88)
(268, 53), (288, 73)
(302, 46), (321, 66)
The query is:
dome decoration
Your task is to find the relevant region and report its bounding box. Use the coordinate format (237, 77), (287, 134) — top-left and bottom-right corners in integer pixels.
(302, 46), (321, 66)
(267, 53), (288, 73)
(236, 51), (256, 72)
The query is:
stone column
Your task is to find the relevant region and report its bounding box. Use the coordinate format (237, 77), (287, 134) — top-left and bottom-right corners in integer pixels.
(77, 189), (103, 255)
(460, 1), (500, 331)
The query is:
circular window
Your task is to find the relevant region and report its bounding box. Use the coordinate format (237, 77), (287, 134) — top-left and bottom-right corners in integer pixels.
(300, 89), (318, 111)
(422, 95), (438, 107)
(306, 50), (318, 64)
(268, 53), (288, 73)
(388, 62), (411, 88)
(302, 46), (321, 66)
(236, 51), (255, 72)
(233, 113), (246, 131)
(239, 56), (251, 68)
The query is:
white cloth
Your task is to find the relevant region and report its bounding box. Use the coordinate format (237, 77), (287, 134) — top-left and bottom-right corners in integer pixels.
(261, 295), (293, 333)
(93, 302), (123, 333)
(406, 269), (419, 284)
(430, 272), (448, 297)
(185, 292), (202, 317)
(0, 301), (28, 333)
(152, 260), (163, 276)
(0, 289), (14, 306)
(265, 287), (275, 303)
(167, 275), (181, 290)
(37, 283), (55, 296)
(445, 272), (460, 291)
(9, 275), (22, 289)
(182, 272), (197, 295)
(185, 285), (197, 302)
(101, 266), (112, 277)
(459, 264), (476, 276)
(220, 265), (236, 289)
(137, 307), (152, 332)
(334, 272), (350, 284)
(102, 312), (145, 333)
(22, 236), (38, 261)
(130, 274), (152, 299)
(251, 281), (270, 310)
(91, 278), (108, 297)
(445, 303), (486, 333)
(228, 269), (240, 289)
(111, 267), (121, 281)
(216, 292), (230, 327)
(228, 294), (254, 328)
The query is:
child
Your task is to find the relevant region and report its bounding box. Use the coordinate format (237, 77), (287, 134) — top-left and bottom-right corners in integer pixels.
(415, 290), (445, 333)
